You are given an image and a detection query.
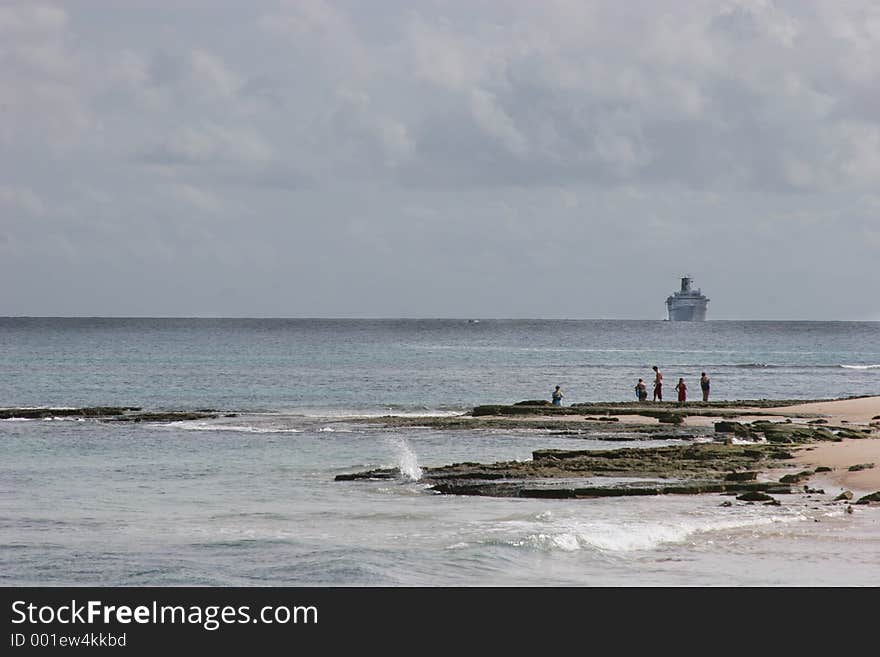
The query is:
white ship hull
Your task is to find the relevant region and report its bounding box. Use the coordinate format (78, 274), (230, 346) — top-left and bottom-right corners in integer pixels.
(665, 276), (709, 321)
(666, 300), (708, 321)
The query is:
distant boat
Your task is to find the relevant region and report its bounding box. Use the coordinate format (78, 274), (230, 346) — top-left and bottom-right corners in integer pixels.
(467, 319), (480, 324)
(666, 276), (709, 321)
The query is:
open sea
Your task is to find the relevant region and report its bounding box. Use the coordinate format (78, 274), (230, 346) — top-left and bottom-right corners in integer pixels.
(2, 318), (879, 586)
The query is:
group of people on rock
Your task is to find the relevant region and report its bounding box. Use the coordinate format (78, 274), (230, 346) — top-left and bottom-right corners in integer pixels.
(634, 366), (710, 403)
(552, 368), (711, 406)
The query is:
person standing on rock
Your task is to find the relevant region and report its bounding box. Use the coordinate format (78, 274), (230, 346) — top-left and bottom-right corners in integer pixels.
(675, 377), (687, 403)
(635, 378), (648, 402)
(552, 385), (564, 406)
(652, 366), (663, 401)
(700, 372), (711, 402)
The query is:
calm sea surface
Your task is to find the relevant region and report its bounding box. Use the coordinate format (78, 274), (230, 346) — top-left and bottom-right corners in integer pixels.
(2, 319), (879, 585)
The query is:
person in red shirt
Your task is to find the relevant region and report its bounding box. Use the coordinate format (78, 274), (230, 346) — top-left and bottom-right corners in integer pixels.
(675, 378), (687, 403)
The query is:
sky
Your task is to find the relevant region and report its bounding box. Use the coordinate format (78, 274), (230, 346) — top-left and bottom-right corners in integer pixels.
(1, 0), (879, 320)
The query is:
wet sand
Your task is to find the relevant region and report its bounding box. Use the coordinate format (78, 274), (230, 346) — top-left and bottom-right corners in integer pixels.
(791, 440), (880, 494)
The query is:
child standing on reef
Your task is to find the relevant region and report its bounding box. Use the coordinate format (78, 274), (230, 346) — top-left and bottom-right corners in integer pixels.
(675, 378), (687, 403)
(552, 385), (564, 406)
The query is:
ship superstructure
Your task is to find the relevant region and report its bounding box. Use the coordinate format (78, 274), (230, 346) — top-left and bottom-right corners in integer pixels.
(665, 276), (709, 321)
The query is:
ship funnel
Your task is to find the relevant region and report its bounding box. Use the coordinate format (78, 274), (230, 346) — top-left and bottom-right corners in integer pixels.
(680, 276), (692, 292)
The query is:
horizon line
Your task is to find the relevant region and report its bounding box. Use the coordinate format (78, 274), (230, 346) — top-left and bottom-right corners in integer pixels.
(1, 316), (878, 323)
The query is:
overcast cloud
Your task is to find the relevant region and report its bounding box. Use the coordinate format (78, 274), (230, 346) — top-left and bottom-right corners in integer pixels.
(1, 0), (878, 319)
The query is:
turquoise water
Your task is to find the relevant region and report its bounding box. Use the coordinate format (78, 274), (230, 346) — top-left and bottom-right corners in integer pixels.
(2, 319), (879, 585)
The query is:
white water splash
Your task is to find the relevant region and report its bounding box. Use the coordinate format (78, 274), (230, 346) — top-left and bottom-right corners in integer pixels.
(391, 437), (423, 481)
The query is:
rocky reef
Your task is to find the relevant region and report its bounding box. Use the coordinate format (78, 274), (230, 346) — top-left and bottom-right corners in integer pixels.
(338, 442), (802, 500)
(0, 407), (220, 422)
(338, 398), (880, 505)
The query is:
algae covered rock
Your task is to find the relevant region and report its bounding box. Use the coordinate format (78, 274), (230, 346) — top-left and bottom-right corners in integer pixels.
(834, 427), (870, 439)
(855, 491), (880, 505)
(724, 471), (758, 482)
(715, 421), (755, 438)
(737, 491), (775, 502)
(752, 421), (837, 444)
(779, 470), (813, 484)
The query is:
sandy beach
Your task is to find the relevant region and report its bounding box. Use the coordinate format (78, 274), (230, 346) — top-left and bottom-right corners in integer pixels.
(668, 397), (880, 494)
(761, 396), (880, 425)
(741, 396), (880, 494)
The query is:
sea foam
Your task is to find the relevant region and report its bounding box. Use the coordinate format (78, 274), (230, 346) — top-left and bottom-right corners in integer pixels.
(507, 508), (815, 553)
(168, 421), (303, 434)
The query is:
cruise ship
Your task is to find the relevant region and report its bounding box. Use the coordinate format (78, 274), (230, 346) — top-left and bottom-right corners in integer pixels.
(665, 276), (709, 321)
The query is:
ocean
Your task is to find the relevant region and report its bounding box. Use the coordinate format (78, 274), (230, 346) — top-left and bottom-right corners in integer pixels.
(2, 318), (879, 586)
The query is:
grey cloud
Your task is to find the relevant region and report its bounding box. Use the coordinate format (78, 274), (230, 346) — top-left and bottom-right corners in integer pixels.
(2, 0), (879, 319)
(134, 125), (273, 166)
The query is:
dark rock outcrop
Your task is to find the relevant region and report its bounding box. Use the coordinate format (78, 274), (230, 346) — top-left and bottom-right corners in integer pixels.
(855, 491), (880, 505)
(105, 411), (218, 422)
(715, 421), (755, 438)
(724, 471), (758, 481)
(338, 443), (799, 499)
(429, 479), (792, 499)
(779, 470), (813, 484)
(751, 421), (837, 443)
(737, 491), (775, 502)
(0, 406), (217, 423)
(834, 427), (871, 439)
(0, 406), (140, 419)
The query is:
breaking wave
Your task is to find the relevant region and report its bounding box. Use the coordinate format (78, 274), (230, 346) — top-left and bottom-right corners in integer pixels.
(508, 510), (818, 553)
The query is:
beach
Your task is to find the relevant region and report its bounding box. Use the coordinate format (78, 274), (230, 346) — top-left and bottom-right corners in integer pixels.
(775, 396), (880, 493)
(708, 396), (880, 494)
(657, 396), (880, 493)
